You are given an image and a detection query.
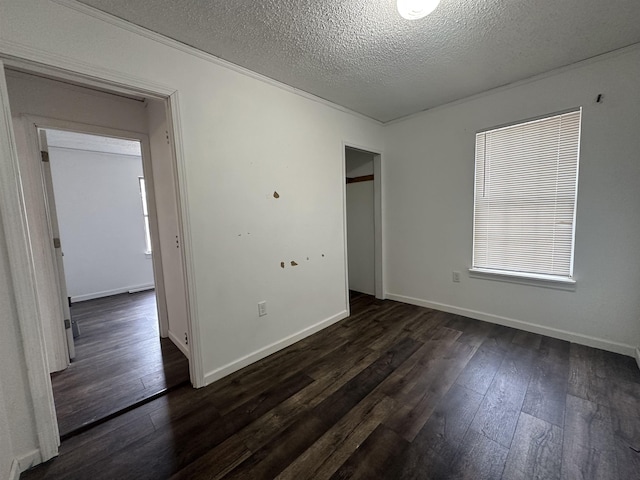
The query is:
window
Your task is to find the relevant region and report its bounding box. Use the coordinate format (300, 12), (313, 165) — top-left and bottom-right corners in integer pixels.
(471, 109), (581, 284)
(138, 177), (152, 254)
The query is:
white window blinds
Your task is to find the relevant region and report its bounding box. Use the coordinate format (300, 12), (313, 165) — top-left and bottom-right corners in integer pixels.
(473, 110), (581, 279)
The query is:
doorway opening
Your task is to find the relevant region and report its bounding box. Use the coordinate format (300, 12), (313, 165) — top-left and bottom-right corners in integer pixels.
(1, 64), (198, 454)
(344, 145), (383, 306)
(40, 128), (189, 438)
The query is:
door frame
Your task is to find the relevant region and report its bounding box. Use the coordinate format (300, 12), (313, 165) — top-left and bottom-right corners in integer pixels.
(24, 115), (171, 351)
(0, 57), (204, 463)
(342, 142), (385, 310)
(38, 128), (76, 362)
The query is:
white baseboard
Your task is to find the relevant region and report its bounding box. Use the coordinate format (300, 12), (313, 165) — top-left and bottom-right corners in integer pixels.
(635, 347), (640, 371)
(14, 449), (42, 476)
(71, 284), (155, 303)
(385, 293), (636, 357)
(204, 310), (349, 386)
(8, 460), (19, 480)
(168, 330), (190, 359)
(128, 284), (155, 294)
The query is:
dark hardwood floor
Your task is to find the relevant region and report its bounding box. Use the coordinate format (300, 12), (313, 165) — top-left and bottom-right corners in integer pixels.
(23, 292), (640, 479)
(50, 290), (189, 438)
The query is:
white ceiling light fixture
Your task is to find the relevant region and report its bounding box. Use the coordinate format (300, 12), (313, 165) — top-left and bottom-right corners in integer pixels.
(397, 0), (441, 20)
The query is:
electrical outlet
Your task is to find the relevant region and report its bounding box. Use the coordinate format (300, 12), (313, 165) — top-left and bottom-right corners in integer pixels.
(452, 271), (461, 283)
(258, 301), (267, 317)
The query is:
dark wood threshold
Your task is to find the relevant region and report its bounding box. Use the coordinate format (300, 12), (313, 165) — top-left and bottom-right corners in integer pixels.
(59, 379), (190, 442)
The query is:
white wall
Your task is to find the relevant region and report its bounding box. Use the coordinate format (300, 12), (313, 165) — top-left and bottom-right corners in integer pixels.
(0, 0), (383, 468)
(346, 149), (375, 295)
(384, 47), (640, 354)
(48, 146), (154, 301)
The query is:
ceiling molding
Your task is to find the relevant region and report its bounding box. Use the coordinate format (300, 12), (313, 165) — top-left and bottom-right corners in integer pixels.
(50, 0), (383, 126)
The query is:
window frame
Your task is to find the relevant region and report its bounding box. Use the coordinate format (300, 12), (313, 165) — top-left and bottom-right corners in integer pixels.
(469, 109), (582, 290)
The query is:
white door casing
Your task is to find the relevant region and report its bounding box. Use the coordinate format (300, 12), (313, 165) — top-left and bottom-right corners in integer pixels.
(342, 142), (385, 313)
(0, 60), (60, 463)
(38, 129), (76, 360)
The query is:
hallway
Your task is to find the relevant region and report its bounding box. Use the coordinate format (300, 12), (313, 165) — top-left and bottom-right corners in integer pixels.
(51, 291), (189, 438)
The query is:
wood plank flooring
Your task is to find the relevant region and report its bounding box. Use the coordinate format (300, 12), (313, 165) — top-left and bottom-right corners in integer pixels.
(23, 292), (640, 479)
(50, 291), (189, 437)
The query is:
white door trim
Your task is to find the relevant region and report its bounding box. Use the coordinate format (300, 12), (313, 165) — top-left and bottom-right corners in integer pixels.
(166, 91), (203, 386)
(0, 61), (59, 462)
(37, 128), (76, 360)
(15, 115), (70, 373)
(0, 53), (204, 463)
(342, 142), (385, 304)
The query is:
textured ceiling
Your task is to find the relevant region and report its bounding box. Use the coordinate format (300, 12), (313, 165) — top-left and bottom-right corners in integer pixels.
(76, 0), (640, 122)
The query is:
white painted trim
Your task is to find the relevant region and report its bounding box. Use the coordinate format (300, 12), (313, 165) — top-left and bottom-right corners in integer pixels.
(168, 330), (190, 359)
(16, 449), (42, 473)
(128, 284), (155, 294)
(635, 347), (640, 372)
(19, 116), (70, 372)
(341, 146), (351, 315)
(204, 310), (349, 386)
(138, 127), (170, 340)
(0, 63), (60, 462)
(373, 153), (384, 300)
(468, 268), (577, 291)
(167, 92), (204, 388)
(46, 0), (381, 125)
(26, 115), (147, 139)
(385, 42), (640, 125)
(48, 145), (143, 158)
(69, 284), (155, 303)
(385, 293), (637, 357)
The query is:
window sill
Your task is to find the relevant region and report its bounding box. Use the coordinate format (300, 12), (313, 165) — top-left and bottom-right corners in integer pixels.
(145, 252), (152, 259)
(468, 268), (576, 291)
